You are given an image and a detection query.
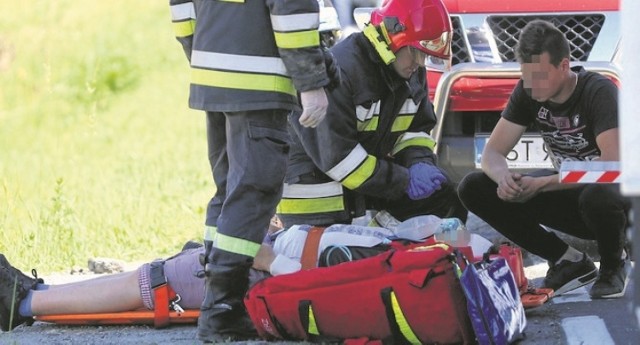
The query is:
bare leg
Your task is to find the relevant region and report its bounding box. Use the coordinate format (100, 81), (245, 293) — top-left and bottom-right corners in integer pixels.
(45, 273), (130, 289)
(31, 270), (144, 315)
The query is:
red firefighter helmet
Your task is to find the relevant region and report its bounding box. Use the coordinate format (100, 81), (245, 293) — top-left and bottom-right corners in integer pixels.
(370, 0), (452, 59)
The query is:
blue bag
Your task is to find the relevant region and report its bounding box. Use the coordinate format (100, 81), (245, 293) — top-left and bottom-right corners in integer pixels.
(460, 257), (527, 345)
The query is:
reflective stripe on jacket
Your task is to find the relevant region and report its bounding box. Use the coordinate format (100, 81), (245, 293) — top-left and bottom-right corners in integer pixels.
(278, 32), (438, 225)
(169, 0), (329, 112)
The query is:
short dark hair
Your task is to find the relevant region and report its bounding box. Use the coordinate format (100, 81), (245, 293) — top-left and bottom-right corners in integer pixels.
(515, 20), (570, 66)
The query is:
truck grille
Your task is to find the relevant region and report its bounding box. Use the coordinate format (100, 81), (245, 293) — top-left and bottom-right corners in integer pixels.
(487, 15), (605, 62)
(451, 16), (471, 65)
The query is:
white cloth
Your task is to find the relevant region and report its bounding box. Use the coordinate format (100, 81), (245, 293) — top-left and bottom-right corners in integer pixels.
(270, 224), (393, 275)
(269, 254), (302, 276)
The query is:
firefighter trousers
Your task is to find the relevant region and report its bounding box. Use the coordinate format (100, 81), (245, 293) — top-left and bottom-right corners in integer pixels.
(205, 109), (290, 251)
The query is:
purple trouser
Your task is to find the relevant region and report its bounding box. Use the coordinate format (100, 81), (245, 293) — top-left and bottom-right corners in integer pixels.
(137, 247), (271, 310)
(138, 248), (205, 310)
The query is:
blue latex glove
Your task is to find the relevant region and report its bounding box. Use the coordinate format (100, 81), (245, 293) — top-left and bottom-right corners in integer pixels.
(406, 163), (447, 200)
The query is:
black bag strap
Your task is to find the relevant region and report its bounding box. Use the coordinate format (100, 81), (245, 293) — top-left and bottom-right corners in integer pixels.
(380, 287), (419, 345)
(297, 300), (340, 343)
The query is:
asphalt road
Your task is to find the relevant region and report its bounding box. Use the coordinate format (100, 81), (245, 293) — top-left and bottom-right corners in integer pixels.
(1, 214), (639, 345)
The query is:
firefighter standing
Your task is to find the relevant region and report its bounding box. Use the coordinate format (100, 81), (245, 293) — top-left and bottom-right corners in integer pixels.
(277, 0), (468, 228)
(169, 0), (334, 342)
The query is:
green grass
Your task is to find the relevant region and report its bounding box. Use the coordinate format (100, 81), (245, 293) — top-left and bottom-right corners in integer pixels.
(0, 0), (211, 273)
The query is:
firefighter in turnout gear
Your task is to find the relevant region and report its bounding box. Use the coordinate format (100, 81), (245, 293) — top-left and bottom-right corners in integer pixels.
(278, 0), (468, 228)
(169, 0), (335, 342)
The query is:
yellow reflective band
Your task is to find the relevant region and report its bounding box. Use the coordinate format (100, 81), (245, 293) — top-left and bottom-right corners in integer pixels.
(173, 20), (195, 38)
(204, 225), (217, 242)
(191, 68), (296, 96)
(273, 30), (320, 49)
(342, 155), (376, 190)
(392, 137), (436, 155)
(390, 291), (421, 345)
(357, 116), (379, 132)
(363, 24), (396, 65)
(307, 304), (320, 335)
(391, 116), (414, 132)
(215, 232), (261, 257)
(277, 196), (344, 214)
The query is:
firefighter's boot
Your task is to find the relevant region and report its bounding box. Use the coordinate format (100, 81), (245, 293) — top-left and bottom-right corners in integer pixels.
(196, 250), (257, 343)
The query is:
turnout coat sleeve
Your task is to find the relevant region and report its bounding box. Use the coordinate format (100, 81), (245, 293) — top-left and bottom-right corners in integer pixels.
(288, 35), (439, 201)
(169, 0), (198, 61)
(169, 0), (329, 90)
(288, 70), (406, 201)
(266, 0), (329, 92)
(169, 0), (329, 112)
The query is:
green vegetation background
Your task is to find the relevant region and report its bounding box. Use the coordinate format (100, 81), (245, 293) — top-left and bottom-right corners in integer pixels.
(0, 0), (209, 273)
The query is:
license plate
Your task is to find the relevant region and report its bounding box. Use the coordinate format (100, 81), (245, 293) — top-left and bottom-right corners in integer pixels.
(475, 135), (553, 169)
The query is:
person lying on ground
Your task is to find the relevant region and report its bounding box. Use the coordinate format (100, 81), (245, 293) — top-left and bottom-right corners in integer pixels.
(1, 218), (481, 332)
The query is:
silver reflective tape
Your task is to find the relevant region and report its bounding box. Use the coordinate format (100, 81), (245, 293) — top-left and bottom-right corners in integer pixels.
(326, 144), (368, 181)
(191, 50), (288, 76)
(171, 3), (195, 21)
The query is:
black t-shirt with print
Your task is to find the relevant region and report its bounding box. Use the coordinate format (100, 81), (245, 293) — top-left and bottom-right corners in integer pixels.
(502, 66), (618, 169)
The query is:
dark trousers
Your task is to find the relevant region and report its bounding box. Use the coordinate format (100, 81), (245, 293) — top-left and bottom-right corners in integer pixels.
(205, 110), (290, 253)
(458, 171), (631, 269)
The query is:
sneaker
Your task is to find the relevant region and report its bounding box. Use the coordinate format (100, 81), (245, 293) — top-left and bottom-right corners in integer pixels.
(0, 255), (40, 331)
(0, 254), (44, 289)
(590, 260), (629, 299)
(542, 253), (598, 295)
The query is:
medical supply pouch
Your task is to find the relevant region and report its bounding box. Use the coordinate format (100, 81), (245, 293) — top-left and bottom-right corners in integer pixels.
(244, 242), (475, 344)
(460, 256), (527, 345)
(488, 243), (554, 308)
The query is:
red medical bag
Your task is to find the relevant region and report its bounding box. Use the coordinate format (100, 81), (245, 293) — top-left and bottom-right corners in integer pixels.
(244, 242), (475, 344)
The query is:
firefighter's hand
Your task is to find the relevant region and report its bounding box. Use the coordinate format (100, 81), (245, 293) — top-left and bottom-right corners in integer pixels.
(406, 163), (446, 200)
(299, 88), (328, 128)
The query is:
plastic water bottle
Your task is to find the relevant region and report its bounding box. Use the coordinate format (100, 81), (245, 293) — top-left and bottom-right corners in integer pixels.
(436, 218), (471, 247)
(437, 217), (465, 233)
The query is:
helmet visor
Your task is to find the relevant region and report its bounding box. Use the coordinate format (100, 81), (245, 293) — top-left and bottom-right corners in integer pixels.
(418, 30), (451, 59)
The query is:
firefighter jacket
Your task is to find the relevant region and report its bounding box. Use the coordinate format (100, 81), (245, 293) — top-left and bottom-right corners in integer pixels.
(278, 27), (439, 226)
(169, 0), (330, 112)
